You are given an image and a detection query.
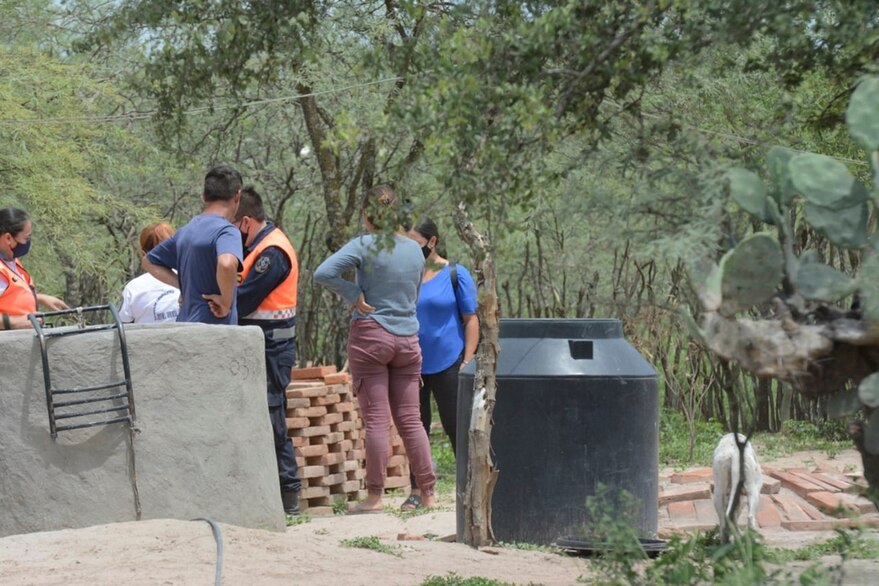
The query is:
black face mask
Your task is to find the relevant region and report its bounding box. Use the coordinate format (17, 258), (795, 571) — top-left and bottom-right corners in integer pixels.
(421, 244), (432, 259)
(241, 230), (249, 250)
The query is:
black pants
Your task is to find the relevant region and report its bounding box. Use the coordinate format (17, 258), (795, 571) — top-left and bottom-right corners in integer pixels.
(263, 329), (300, 494)
(410, 355), (461, 488)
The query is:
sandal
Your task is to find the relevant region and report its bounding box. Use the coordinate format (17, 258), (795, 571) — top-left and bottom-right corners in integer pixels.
(400, 493), (422, 511)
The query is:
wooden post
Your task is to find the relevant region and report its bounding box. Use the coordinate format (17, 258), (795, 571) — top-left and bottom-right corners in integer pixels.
(453, 202), (500, 547)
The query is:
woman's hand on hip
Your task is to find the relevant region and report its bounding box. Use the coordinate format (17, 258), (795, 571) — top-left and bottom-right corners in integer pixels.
(352, 293), (375, 314)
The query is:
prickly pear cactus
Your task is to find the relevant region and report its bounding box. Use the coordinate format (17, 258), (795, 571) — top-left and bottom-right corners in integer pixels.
(692, 75), (879, 483)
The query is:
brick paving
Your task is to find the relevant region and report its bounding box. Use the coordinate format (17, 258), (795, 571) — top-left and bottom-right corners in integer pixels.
(659, 465), (878, 538)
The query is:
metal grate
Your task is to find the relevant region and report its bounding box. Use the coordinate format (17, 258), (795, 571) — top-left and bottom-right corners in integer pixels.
(28, 303), (136, 438)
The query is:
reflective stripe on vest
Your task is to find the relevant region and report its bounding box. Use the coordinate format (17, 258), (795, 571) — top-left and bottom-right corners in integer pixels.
(238, 227), (299, 320)
(0, 259), (37, 316)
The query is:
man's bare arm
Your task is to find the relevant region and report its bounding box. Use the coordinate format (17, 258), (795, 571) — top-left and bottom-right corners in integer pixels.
(209, 252), (239, 318)
(142, 256), (180, 289)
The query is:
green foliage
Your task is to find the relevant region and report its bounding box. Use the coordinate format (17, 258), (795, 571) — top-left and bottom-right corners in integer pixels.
(846, 77), (879, 152)
(693, 75), (879, 463)
(718, 233), (783, 315)
(727, 167), (774, 223)
(285, 513), (310, 527)
(790, 154), (867, 211)
(796, 258), (855, 302)
(827, 388), (862, 419)
(579, 486), (647, 586)
(660, 409), (724, 467)
(769, 528), (879, 562)
(339, 536), (402, 558)
(647, 530), (786, 585)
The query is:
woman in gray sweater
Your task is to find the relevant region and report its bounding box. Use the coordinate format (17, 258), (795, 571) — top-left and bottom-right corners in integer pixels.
(314, 185), (437, 512)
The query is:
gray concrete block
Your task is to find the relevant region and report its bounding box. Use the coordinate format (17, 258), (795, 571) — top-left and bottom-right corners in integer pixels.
(0, 323), (285, 537)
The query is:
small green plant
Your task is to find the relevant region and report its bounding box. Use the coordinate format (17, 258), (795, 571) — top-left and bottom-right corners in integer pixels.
(497, 541), (562, 554)
(576, 485), (648, 585)
(286, 513), (310, 527)
(339, 535), (402, 557)
(646, 529), (798, 585)
(420, 574), (519, 586)
(313, 528), (328, 536)
(768, 527), (879, 562)
(332, 498), (348, 515)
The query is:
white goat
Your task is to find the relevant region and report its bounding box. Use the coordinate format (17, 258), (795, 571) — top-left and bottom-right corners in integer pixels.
(712, 433), (762, 541)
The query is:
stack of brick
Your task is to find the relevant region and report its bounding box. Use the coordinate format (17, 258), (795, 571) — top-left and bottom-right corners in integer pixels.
(286, 365), (411, 514)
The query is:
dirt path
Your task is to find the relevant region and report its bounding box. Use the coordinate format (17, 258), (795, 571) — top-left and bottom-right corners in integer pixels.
(1, 449), (875, 585)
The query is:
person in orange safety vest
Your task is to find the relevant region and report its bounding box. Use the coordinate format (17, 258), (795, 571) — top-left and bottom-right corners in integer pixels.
(233, 187), (301, 516)
(0, 208), (68, 331)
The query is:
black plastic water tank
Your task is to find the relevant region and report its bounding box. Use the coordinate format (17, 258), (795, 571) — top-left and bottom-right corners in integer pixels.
(455, 318), (658, 545)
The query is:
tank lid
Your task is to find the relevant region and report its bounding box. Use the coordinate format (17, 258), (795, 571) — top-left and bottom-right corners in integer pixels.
(499, 318), (622, 339)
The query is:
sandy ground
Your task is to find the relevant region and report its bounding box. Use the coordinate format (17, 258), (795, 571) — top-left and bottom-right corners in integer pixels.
(0, 508), (589, 586)
(1, 448), (876, 586)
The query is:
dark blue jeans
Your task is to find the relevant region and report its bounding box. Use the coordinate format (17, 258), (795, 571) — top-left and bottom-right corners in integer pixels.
(259, 323), (300, 494)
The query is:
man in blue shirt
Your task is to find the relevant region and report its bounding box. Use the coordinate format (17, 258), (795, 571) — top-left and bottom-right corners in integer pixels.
(143, 165), (244, 324)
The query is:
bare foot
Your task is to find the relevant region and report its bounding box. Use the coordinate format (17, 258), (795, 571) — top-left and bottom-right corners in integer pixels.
(352, 495), (383, 513)
(421, 493), (437, 509)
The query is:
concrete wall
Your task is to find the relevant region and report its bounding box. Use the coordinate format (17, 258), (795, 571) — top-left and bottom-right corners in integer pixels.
(0, 323), (285, 537)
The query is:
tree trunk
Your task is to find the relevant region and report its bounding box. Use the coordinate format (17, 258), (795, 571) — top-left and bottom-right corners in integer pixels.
(452, 202), (500, 547)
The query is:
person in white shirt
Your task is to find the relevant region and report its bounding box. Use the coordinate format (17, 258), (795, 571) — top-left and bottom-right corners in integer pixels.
(119, 222), (180, 323)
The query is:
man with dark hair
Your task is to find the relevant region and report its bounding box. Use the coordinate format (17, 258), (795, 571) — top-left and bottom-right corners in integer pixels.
(143, 165), (243, 324)
(233, 185), (302, 515)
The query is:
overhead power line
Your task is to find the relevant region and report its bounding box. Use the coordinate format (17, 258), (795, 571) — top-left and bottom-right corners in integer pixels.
(0, 76), (403, 126)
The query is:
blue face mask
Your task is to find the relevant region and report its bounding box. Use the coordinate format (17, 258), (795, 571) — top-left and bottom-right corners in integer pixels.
(12, 238), (31, 258)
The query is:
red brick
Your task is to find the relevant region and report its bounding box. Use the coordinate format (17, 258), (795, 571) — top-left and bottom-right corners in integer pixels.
(312, 412), (343, 426)
(767, 470), (825, 497)
(292, 406), (328, 418)
(286, 385), (329, 399)
(332, 401), (355, 413)
(300, 465), (327, 479)
(667, 501), (697, 521)
(302, 506), (334, 516)
(386, 465), (406, 477)
(333, 421), (356, 433)
(312, 431), (345, 445)
(340, 480), (363, 493)
(320, 452), (347, 466)
(806, 491), (858, 517)
(300, 485), (330, 499)
(387, 454), (406, 468)
(798, 499), (828, 521)
(323, 372), (350, 385)
(670, 468), (713, 484)
(312, 393), (341, 406)
(756, 495), (782, 528)
(790, 471), (841, 493)
(286, 397), (311, 409)
(812, 473), (856, 493)
(761, 477), (781, 494)
(659, 483), (711, 506)
(285, 417), (310, 430)
(772, 494), (811, 522)
(839, 493), (878, 515)
(384, 475), (409, 489)
(294, 425), (331, 438)
(292, 365), (338, 380)
(693, 499), (719, 524)
(319, 472), (347, 487)
(298, 444), (329, 458)
(781, 519), (839, 531)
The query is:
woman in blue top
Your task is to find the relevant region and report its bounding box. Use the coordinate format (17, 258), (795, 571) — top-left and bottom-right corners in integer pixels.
(402, 217), (479, 510)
